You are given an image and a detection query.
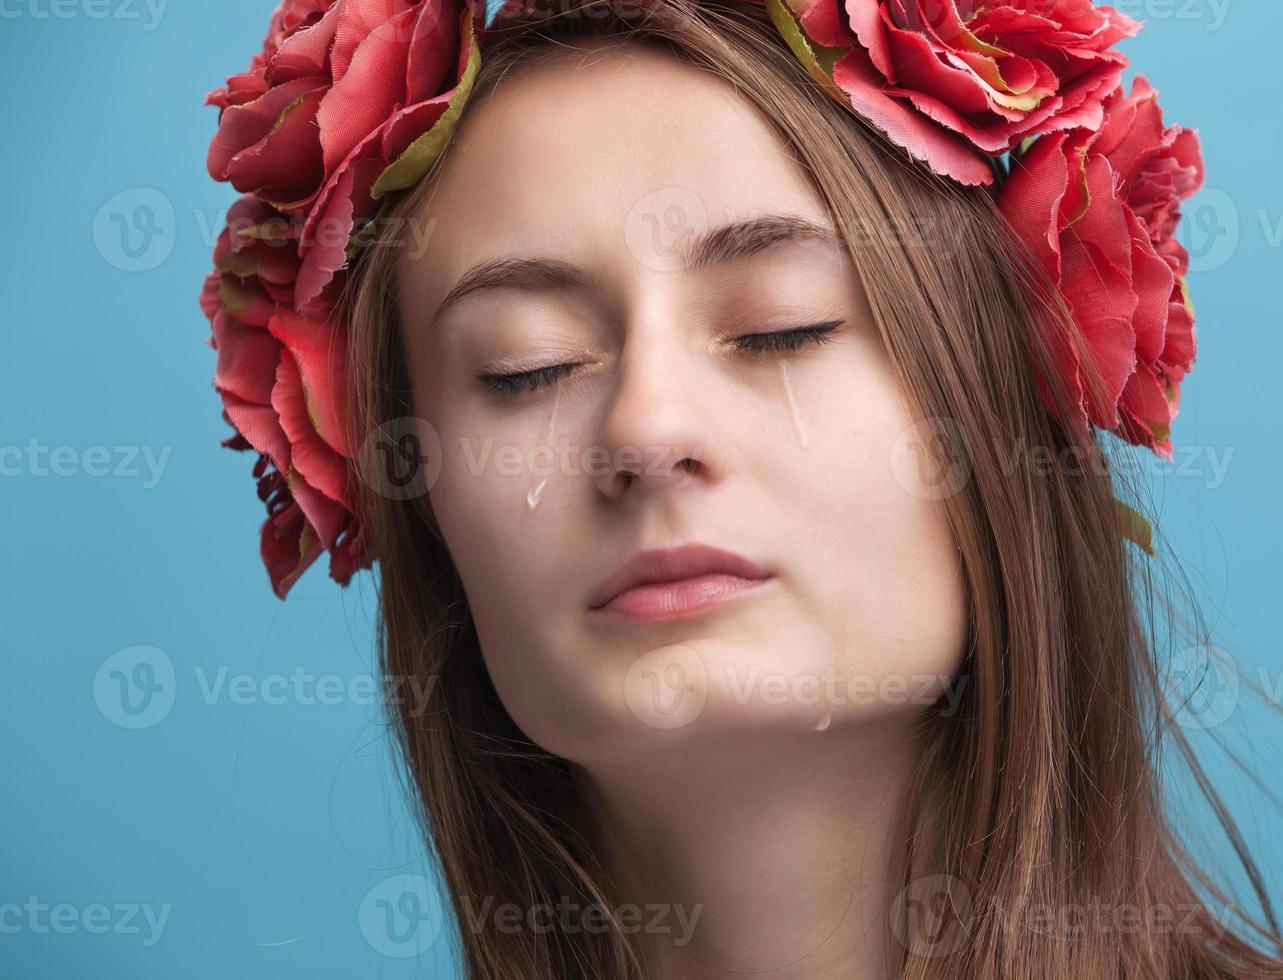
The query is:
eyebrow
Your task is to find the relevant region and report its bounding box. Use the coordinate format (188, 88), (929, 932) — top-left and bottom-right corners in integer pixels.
(427, 213), (844, 330)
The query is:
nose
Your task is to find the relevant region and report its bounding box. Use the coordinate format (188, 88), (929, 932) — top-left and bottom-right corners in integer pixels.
(590, 320), (726, 502)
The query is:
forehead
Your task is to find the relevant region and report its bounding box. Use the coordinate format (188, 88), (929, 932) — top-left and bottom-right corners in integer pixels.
(409, 40), (830, 280)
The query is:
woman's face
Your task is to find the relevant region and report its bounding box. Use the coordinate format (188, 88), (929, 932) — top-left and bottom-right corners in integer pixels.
(397, 40), (968, 763)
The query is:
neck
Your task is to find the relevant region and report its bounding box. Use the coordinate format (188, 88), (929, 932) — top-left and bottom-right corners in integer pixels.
(579, 721), (920, 980)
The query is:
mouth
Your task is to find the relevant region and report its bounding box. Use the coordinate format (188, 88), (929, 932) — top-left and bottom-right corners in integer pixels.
(587, 544), (776, 622)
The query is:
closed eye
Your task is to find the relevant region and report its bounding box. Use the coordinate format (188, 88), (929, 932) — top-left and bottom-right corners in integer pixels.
(731, 320), (843, 353)
(480, 362), (579, 396)
(479, 320), (845, 396)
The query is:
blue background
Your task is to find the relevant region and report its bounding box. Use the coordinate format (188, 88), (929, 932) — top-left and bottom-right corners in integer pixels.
(1, 0), (1279, 976)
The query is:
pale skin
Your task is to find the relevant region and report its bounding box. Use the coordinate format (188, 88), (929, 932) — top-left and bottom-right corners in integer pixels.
(397, 39), (969, 980)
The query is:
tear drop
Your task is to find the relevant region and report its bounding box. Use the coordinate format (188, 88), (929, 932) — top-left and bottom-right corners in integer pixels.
(779, 361), (809, 449)
(526, 388), (561, 512)
(527, 477), (547, 510)
(813, 713), (832, 733)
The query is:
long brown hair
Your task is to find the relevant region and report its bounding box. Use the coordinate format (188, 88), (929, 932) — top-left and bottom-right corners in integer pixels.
(341, 0), (1283, 976)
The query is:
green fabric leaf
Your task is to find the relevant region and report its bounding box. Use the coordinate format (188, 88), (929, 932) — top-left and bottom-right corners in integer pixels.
(370, 32), (481, 200)
(238, 221), (296, 244)
(767, 0), (848, 102)
(1115, 498), (1155, 557)
(217, 276), (260, 319)
(214, 250), (259, 278)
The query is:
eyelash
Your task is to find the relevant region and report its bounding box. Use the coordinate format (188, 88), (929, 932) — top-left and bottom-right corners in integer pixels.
(479, 320), (844, 396)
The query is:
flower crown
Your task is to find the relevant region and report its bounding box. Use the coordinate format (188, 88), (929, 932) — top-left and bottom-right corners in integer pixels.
(201, 0), (1205, 599)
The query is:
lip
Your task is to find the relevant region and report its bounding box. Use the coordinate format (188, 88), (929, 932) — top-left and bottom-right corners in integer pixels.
(587, 544), (775, 620)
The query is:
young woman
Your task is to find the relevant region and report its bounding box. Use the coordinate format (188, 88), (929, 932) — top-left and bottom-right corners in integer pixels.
(200, 0), (1283, 976)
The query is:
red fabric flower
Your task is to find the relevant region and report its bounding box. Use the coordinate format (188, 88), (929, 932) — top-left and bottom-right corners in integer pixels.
(788, 0), (1140, 186)
(202, 0), (485, 597)
(998, 75), (1205, 457)
(203, 195), (372, 598)
(201, 0), (1203, 598)
(205, 0), (480, 307)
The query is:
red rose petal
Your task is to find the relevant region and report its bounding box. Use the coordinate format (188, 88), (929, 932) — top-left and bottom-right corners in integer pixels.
(1125, 213), (1176, 366)
(286, 464), (349, 551)
(269, 2), (342, 84)
(260, 499), (327, 599)
(212, 310), (283, 407)
(270, 351), (354, 511)
(831, 47), (993, 186)
(222, 391), (292, 473)
(318, 7), (418, 177)
(406, 0), (459, 103)
(267, 309), (352, 459)
(207, 76), (327, 185)
(331, 0), (415, 83)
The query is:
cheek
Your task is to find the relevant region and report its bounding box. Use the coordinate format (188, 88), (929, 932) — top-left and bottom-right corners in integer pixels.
(413, 339), (970, 750)
(418, 401), (607, 750)
(424, 412), (546, 617)
(781, 353), (969, 688)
